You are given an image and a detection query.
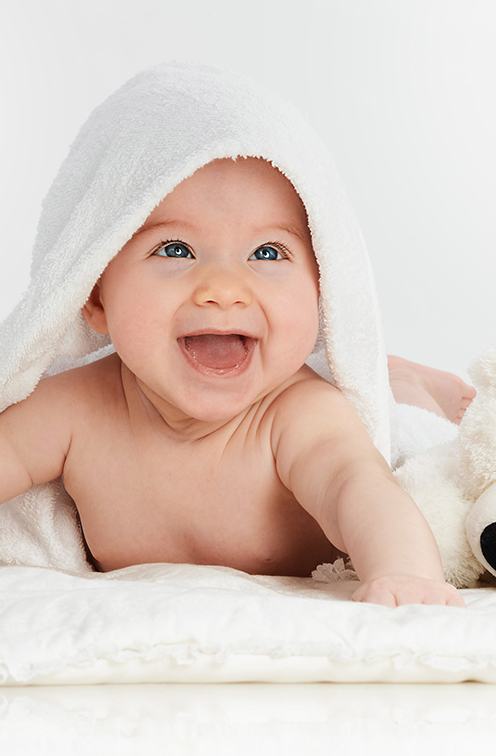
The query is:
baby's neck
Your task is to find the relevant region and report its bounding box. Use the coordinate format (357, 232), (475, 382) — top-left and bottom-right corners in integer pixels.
(118, 358), (255, 444)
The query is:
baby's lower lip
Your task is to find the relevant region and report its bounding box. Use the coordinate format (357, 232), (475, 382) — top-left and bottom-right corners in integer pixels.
(177, 336), (257, 377)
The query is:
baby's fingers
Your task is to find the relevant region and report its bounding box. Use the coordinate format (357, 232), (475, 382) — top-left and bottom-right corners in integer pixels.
(421, 586), (466, 608)
(442, 587), (467, 608)
(351, 578), (467, 608)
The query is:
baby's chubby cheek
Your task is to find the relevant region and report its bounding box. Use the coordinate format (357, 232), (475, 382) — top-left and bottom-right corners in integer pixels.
(277, 286), (320, 356)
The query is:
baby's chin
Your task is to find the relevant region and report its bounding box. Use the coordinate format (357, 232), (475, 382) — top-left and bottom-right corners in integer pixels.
(131, 372), (261, 435)
(174, 391), (258, 424)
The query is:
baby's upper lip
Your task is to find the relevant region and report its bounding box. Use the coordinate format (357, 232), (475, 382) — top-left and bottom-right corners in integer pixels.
(178, 328), (259, 339)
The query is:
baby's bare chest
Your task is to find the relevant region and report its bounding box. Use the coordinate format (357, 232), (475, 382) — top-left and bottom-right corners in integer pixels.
(61, 356), (344, 575)
(63, 414), (340, 576)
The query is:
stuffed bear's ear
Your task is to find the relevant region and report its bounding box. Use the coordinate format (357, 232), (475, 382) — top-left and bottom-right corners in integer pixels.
(458, 349), (496, 500)
(81, 278), (108, 335)
(468, 348), (496, 391)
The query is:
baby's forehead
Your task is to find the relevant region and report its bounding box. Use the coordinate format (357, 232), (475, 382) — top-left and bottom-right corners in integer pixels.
(138, 156), (310, 237)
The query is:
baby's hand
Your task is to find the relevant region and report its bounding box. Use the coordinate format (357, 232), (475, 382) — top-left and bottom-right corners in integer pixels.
(351, 573), (466, 608)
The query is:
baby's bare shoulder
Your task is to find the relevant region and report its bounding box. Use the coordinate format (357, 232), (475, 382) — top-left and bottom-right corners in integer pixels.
(270, 369), (348, 456)
(0, 360), (92, 498)
(0, 353), (124, 504)
(270, 368), (380, 493)
(65, 352), (122, 410)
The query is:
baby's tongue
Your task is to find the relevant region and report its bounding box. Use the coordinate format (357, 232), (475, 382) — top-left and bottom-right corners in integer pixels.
(183, 334), (247, 369)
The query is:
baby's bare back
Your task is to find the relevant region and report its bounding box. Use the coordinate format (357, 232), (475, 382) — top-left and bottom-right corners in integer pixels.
(62, 353), (345, 575)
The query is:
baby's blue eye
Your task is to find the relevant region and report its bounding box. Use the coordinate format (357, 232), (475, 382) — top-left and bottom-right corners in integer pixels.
(154, 242), (192, 258)
(251, 246), (285, 261)
(153, 240), (288, 261)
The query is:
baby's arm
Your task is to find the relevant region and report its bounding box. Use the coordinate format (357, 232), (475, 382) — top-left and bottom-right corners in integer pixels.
(330, 460), (465, 607)
(271, 379), (465, 608)
(0, 371), (74, 505)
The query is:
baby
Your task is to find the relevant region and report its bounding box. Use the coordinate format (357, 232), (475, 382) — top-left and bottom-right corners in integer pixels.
(0, 156), (474, 607)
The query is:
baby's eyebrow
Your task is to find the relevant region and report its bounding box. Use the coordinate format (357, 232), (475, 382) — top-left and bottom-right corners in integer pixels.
(135, 219), (306, 242)
(254, 223), (307, 242)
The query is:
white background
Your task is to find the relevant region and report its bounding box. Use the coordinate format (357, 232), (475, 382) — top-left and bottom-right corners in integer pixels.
(0, 0), (495, 380)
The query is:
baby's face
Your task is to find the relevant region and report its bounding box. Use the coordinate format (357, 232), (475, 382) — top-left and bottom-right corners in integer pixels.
(82, 156), (320, 431)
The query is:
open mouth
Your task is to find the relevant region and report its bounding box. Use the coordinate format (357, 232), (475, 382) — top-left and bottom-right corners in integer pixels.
(177, 333), (257, 376)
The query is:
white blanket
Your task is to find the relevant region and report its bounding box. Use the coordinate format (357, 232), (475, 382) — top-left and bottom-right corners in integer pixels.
(1, 559), (494, 686)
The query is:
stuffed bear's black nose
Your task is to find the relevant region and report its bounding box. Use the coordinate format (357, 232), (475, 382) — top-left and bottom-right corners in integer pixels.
(480, 522), (496, 570)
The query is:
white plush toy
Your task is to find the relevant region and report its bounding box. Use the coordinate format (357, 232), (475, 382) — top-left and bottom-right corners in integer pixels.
(389, 348), (496, 589)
